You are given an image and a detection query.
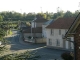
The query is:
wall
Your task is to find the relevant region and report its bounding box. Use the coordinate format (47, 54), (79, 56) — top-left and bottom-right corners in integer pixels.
(74, 24), (80, 60)
(23, 33), (42, 38)
(23, 33), (46, 43)
(36, 22), (43, 27)
(31, 22), (43, 28)
(46, 28), (74, 49)
(36, 38), (46, 43)
(42, 25), (47, 38)
(31, 22), (36, 28)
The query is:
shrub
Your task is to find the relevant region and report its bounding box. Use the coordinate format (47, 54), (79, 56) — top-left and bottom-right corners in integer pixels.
(0, 51), (40, 60)
(61, 52), (74, 60)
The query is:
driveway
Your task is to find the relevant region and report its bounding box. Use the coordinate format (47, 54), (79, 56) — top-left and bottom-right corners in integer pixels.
(6, 30), (67, 60)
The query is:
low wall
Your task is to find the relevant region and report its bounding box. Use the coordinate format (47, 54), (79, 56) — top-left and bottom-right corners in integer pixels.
(36, 38), (46, 43)
(24, 38), (46, 43)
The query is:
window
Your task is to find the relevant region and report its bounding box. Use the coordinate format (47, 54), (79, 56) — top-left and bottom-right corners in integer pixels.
(59, 29), (61, 35)
(51, 29), (54, 35)
(48, 39), (52, 45)
(56, 39), (60, 46)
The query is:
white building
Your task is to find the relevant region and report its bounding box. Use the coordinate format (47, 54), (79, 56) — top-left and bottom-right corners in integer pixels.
(42, 20), (53, 38)
(46, 17), (75, 50)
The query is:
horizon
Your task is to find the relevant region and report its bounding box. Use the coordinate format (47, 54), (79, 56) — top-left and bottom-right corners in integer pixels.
(0, 0), (80, 13)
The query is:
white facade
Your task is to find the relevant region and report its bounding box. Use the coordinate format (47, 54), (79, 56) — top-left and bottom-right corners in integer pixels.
(31, 22), (36, 28)
(42, 20), (53, 38)
(42, 25), (47, 38)
(46, 28), (74, 49)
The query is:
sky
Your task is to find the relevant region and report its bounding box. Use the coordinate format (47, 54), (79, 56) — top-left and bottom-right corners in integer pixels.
(0, 0), (80, 13)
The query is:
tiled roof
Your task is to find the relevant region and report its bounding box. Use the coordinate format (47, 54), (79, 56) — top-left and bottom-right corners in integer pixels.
(46, 17), (75, 29)
(33, 18), (48, 22)
(22, 27), (42, 33)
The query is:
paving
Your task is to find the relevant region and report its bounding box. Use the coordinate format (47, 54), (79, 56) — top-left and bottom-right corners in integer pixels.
(5, 30), (68, 60)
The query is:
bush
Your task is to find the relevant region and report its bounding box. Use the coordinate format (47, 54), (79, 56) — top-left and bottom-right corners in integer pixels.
(0, 51), (41, 60)
(61, 52), (74, 60)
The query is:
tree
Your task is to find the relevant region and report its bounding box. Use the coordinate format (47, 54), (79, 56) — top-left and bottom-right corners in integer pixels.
(36, 13), (47, 19)
(52, 10), (64, 20)
(73, 10), (79, 17)
(63, 11), (73, 18)
(45, 12), (53, 20)
(25, 13), (36, 21)
(0, 15), (3, 21)
(0, 22), (10, 53)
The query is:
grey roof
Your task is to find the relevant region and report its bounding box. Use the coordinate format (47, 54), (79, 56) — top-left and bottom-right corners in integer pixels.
(43, 20), (54, 25)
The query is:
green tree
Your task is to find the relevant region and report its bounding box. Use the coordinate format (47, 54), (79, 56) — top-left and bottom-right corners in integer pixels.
(26, 13), (36, 21)
(36, 13), (47, 19)
(45, 12), (53, 20)
(73, 10), (79, 17)
(0, 21), (10, 53)
(52, 11), (64, 19)
(0, 15), (3, 21)
(63, 11), (73, 17)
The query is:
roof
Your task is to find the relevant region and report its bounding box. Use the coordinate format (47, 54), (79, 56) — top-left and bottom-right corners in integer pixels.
(43, 19), (54, 25)
(65, 13), (80, 37)
(22, 27), (42, 33)
(46, 17), (75, 29)
(33, 18), (48, 22)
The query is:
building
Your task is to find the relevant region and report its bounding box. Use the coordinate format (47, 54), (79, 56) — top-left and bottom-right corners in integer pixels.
(31, 17), (48, 28)
(22, 17), (48, 43)
(46, 17), (75, 50)
(65, 13), (80, 60)
(42, 20), (53, 38)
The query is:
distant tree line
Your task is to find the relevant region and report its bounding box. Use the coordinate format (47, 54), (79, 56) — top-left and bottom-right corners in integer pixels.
(0, 10), (79, 21)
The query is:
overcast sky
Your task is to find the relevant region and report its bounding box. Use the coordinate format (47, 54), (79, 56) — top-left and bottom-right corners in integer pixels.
(0, 0), (80, 13)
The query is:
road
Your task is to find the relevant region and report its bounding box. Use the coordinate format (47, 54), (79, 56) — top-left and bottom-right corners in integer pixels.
(6, 30), (67, 60)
